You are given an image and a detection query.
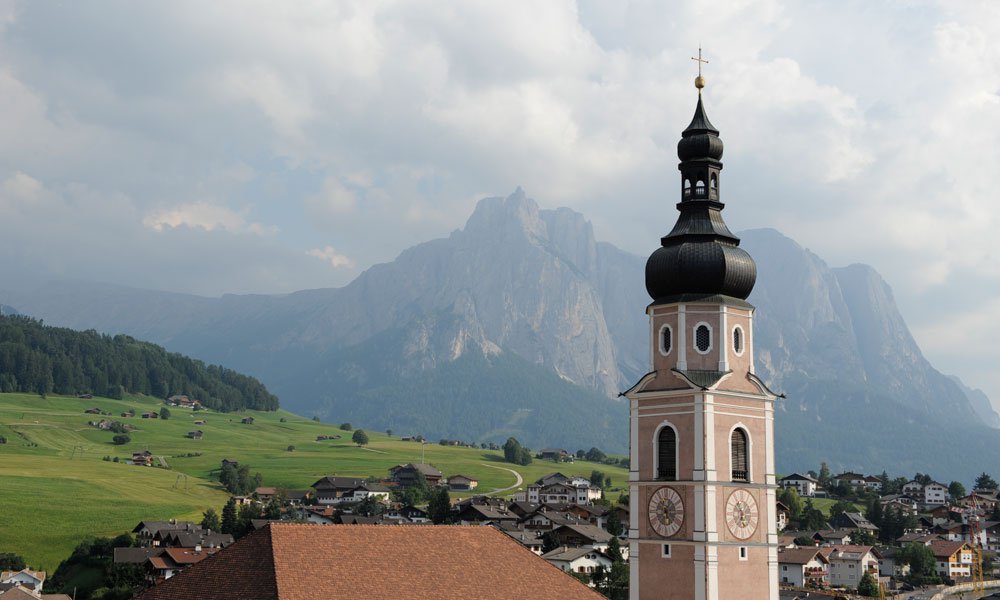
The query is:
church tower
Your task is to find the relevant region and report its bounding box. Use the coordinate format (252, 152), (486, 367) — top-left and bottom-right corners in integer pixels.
(625, 68), (781, 600)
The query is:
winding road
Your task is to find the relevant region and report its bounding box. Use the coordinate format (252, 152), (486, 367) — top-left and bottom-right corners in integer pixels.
(480, 463), (524, 494)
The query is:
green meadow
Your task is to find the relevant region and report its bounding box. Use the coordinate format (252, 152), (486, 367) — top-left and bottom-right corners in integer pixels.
(0, 392), (627, 570)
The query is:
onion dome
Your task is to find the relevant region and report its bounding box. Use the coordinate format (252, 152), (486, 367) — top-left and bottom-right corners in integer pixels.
(645, 88), (756, 304)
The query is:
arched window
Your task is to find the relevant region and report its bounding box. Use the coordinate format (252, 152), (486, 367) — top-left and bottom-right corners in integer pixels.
(710, 174), (718, 189)
(683, 179), (691, 196)
(732, 326), (743, 355)
(695, 323), (711, 353)
(731, 428), (749, 481)
(659, 324), (673, 356)
(695, 180), (705, 195)
(657, 426), (677, 481)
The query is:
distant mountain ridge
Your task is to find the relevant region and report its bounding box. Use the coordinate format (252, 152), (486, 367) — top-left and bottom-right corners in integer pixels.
(2, 190), (997, 479)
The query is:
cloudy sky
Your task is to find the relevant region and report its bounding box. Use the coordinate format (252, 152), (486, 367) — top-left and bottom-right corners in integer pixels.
(1, 1), (999, 400)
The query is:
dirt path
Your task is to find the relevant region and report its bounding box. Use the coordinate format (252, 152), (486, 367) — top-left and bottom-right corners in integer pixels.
(480, 463), (524, 494)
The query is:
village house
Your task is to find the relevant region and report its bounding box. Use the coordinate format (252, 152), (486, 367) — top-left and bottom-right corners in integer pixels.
(0, 569), (46, 595)
(167, 395), (202, 409)
(817, 545), (880, 589)
(389, 463), (443, 487)
(539, 448), (572, 462)
(132, 450), (154, 467)
(903, 480), (949, 508)
(134, 524), (604, 600)
(240, 417), (254, 425)
(310, 476), (366, 504)
(777, 547), (830, 587)
(186, 430), (203, 440)
(776, 501), (789, 532)
(446, 474), (478, 491)
(779, 473), (819, 497)
(454, 502), (519, 526)
(344, 482), (391, 503)
(514, 473), (601, 506)
(84, 407), (102, 414)
(147, 546), (221, 582)
(549, 524), (615, 552)
(501, 528), (545, 555)
(542, 547), (614, 578)
(255, 487), (278, 502)
(876, 546), (911, 579)
(929, 540), (975, 579)
(829, 512), (879, 534)
(141, 412), (159, 419)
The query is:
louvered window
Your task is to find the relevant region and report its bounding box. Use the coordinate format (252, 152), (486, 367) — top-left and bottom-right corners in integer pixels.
(657, 427), (677, 481)
(695, 324), (711, 352)
(731, 428), (749, 481)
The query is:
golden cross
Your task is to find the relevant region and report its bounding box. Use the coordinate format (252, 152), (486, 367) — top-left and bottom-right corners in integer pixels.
(691, 47), (708, 77)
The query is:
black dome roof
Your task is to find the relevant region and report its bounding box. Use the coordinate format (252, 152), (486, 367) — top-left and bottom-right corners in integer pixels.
(645, 93), (756, 304)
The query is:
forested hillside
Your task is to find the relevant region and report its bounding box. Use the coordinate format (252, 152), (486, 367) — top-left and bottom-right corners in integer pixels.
(0, 315), (278, 411)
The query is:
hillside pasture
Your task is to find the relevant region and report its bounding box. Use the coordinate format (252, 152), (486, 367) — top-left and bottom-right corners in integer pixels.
(0, 392), (627, 569)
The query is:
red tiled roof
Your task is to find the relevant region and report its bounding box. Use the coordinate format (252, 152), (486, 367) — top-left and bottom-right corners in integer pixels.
(136, 523), (603, 599)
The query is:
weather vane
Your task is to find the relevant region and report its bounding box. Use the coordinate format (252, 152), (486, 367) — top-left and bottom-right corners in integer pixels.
(691, 46), (708, 91)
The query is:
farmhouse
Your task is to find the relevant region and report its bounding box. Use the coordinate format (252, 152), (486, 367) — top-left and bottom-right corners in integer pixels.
(310, 476), (366, 504)
(777, 548), (830, 587)
(134, 524), (603, 600)
(186, 430), (203, 440)
(167, 395), (202, 409)
(929, 540), (975, 579)
(240, 417), (255, 425)
(542, 546), (614, 576)
(132, 451), (154, 467)
(389, 463), (443, 487)
(514, 473), (601, 506)
(539, 448), (571, 461)
(446, 474), (479, 491)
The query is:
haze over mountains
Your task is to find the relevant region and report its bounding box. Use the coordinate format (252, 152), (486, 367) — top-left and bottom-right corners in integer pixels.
(3, 190), (998, 481)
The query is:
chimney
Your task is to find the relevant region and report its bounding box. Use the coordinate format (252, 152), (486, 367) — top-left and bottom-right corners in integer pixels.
(195, 544), (202, 553)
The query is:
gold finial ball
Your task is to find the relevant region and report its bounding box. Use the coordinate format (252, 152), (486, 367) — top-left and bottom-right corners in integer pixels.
(695, 75), (705, 89)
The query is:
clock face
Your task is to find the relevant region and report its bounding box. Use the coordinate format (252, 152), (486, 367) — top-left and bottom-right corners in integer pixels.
(648, 486), (684, 538)
(725, 489), (759, 540)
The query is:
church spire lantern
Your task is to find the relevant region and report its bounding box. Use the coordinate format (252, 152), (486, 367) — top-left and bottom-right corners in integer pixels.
(644, 72), (756, 304)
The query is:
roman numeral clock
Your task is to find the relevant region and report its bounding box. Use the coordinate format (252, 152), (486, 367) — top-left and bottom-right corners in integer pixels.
(648, 486), (684, 537)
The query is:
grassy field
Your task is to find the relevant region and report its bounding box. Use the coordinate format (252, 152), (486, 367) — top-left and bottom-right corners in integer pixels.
(0, 392), (627, 570)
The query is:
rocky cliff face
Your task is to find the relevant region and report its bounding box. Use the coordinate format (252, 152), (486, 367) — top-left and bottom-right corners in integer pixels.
(2, 192), (995, 476)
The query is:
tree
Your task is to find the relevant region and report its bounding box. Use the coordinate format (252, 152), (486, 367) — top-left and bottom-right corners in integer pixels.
(898, 542), (937, 580)
(355, 496), (386, 517)
(352, 429), (369, 446)
(339, 422), (352, 431)
(975, 472), (999, 491)
(617, 493), (629, 507)
(778, 487), (803, 520)
(541, 530), (561, 553)
(427, 487), (452, 524)
(590, 470), (607, 490)
(312, 415), (320, 422)
(159, 407), (170, 420)
(800, 499), (827, 530)
(200, 508), (221, 531)
(865, 498), (884, 539)
(0, 552), (26, 571)
(818, 462), (831, 487)
(286, 445), (295, 452)
(237, 502), (258, 538)
(851, 528), (878, 546)
(585, 447), (607, 463)
(828, 500), (855, 522)
(265, 496), (282, 520)
(112, 434), (130, 445)
(857, 571), (879, 597)
(948, 481), (966, 499)
(386, 429), (392, 437)
(221, 498), (238, 535)
(606, 510), (624, 537)
(503, 437), (531, 466)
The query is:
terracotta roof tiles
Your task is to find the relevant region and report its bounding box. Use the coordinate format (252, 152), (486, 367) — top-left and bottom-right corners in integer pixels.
(137, 523), (602, 600)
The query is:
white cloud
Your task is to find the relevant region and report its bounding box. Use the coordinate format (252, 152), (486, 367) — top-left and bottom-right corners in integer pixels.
(306, 245), (354, 269)
(2, 0), (1000, 399)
